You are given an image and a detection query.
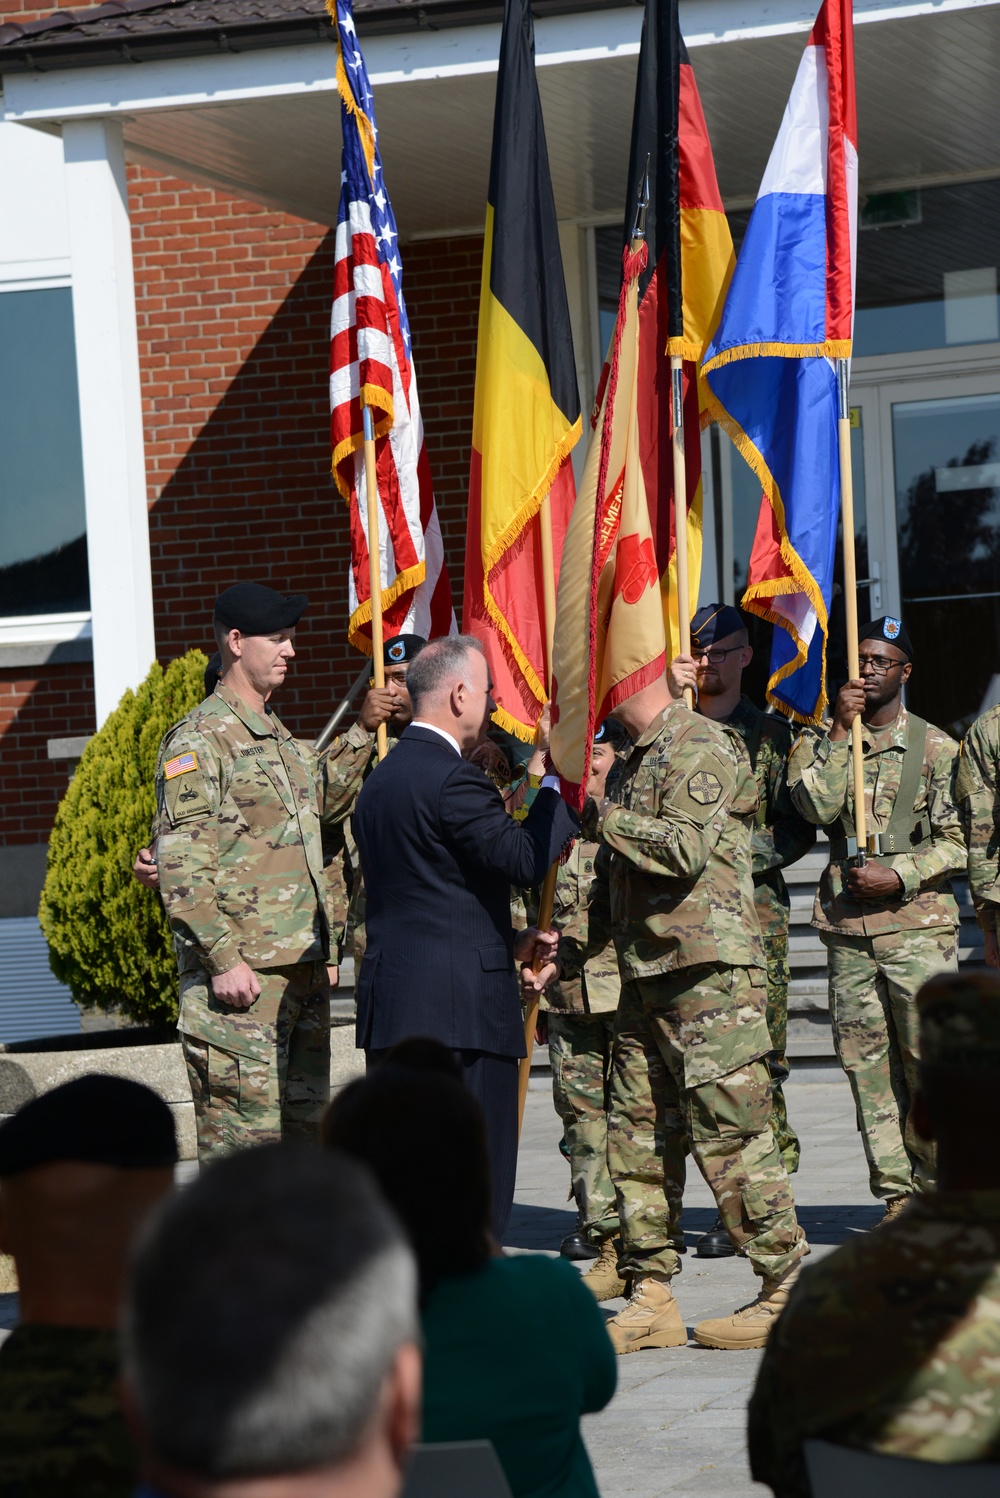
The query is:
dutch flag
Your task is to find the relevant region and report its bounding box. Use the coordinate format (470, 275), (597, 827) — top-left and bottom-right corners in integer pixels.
(702, 0), (857, 724)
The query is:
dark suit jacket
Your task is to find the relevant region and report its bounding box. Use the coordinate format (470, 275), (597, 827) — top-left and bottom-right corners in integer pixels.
(353, 725), (578, 1055)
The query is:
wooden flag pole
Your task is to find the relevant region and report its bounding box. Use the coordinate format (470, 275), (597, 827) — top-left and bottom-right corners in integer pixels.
(516, 494), (560, 1139)
(362, 398), (388, 762)
(837, 360), (867, 859)
(671, 354), (694, 708)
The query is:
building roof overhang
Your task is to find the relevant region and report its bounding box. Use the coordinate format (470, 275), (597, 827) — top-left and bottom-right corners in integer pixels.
(2, 0), (999, 236)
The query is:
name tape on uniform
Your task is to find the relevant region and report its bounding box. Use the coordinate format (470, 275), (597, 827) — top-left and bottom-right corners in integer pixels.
(164, 752), (199, 779)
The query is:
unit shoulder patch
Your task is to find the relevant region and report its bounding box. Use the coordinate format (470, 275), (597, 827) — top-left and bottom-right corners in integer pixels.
(687, 770), (723, 806)
(164, 752), (199, 779)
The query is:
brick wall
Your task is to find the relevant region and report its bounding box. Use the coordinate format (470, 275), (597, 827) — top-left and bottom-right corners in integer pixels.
(0, 667), (95, 842)
(132, 161), (481, 740)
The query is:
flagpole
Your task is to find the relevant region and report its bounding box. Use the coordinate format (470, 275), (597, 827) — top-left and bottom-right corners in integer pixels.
(670, 356), (694, 708)
(363, 398), (388, 762)
(837, 359), (867, 860)
(517, 497), (560, 1140)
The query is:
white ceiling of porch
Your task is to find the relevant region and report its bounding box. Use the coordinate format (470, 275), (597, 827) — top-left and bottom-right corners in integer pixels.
(121, 4), (1000, 234)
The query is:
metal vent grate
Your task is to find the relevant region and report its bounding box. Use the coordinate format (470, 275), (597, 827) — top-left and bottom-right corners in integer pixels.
(0, 919), (81, 1045)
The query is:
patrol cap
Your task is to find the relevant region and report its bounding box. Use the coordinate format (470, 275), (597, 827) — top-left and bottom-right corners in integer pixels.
(0, 1075), (178, 1177)
(594, 718), (630, 753)
(204, 651), (222, 697)
(917, 971), (1000, 1068)
(690, 604), (747, 650)
(860, 615), (913, 661)
(214, 583), (307, 636)
(383, 634), (426, 668)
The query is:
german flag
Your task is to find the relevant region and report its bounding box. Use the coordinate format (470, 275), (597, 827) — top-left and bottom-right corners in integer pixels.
(463, 0), (582, 741)
(550, 0), (732, 804)
(624, 0), (734, 658)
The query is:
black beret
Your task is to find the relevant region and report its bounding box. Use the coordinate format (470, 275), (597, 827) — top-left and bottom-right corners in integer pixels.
(0, 1075), (178, 1177)
(214, 583), (307, 636)
(860, 615), (913, 660)
(594, 717), (630, 752)
(690, 604), (747, 649)
(204, 652), (222, 697)
(383, 634), (427, 667)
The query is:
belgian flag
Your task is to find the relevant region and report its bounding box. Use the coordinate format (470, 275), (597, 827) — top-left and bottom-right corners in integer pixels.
(463, 0), (582, 741)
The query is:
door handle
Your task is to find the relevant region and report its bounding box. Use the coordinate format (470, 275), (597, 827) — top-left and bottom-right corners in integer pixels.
(855, 562), (881, 612)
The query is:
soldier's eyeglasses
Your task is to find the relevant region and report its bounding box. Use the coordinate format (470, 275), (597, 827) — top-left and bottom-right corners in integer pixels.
(859, 655), (905, 675)
(692, 645), (743, 666)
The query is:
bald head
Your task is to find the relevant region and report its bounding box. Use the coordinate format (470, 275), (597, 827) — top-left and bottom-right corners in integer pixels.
(405, 636), (494, 754)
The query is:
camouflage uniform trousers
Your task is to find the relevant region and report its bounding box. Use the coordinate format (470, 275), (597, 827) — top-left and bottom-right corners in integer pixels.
(609, 963), (807, 1283)
(547, 1012), (620, 1245)
(822, 926), (956, 1200)
(179, 959), (331, 1160)
(762, 926), (800, 1177)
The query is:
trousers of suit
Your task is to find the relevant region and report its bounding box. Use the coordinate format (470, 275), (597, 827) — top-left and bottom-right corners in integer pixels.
(367, 1047), (518, 1243)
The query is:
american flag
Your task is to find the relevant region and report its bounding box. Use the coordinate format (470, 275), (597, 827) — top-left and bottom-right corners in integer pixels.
(329, 0), (455, 651)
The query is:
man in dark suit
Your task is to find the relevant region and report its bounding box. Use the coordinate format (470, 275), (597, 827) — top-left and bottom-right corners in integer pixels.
(353, 635), (578, 1239)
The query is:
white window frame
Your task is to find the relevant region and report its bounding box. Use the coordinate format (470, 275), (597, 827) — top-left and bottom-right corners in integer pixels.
(0, 273), (93, 649)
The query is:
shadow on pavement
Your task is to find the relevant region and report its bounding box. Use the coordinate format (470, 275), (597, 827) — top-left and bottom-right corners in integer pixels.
(507, 1203), (884, 1254)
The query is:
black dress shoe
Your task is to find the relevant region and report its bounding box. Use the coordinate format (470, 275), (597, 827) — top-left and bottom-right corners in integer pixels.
(560, 1231), (600, 1261)
(695, 1216), (736, 1258)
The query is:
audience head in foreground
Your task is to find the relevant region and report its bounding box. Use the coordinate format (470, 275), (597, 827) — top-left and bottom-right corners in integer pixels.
(748, 970), (1000, 1498)
(124, 1142), (420, 1498)
(323, 1050), (493, 1300)
(0, 1075), (178, 1497)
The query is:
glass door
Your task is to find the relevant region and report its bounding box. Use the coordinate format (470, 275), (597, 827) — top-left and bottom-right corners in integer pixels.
(881, 383), (1000, 732)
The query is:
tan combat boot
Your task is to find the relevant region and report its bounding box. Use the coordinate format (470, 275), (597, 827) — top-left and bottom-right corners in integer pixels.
(873, 1195), (910, 1229)
(583, 1239), (627, 1302)
(606, 1272), (688, 1354)
(692, 1262), (802, 1350)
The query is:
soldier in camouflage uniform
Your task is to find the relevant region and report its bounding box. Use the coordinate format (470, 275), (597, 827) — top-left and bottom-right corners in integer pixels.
(749, 969), (1000, 1497)
(0, 1076), (177, 1497)
(689, 605), (815, 1208)
(522, 720), (629, 1282)
(787, 617), (965, 1218)
(954, 702), (1000, 969)
(156, 584), (376, 1159)
(580, 668), (808, 1353)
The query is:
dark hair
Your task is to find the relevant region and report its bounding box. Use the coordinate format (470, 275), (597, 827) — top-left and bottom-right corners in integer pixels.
(123, 1143), (416, 1480)
(322, 1068), (492, 1299)
(377, 1036), (464, 1083)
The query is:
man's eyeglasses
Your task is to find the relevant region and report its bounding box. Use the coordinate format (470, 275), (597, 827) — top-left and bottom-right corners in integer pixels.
(692, 645), (744, 666)
(858, 654), (906, 676)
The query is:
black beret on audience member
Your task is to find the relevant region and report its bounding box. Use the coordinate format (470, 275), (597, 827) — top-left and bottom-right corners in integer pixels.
(859, 615), (913, 661)
(690, 604), (747, 649)
(0, 1075), (178, 1177)
(213, 583), (308, 636)
(383, 634), (427, 667)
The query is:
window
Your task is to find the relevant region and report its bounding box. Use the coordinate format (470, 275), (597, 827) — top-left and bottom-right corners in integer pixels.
(0, 287), (90, 616)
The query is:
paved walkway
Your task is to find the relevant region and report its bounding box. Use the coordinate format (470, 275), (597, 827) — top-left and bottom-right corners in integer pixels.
(510, 1060), (874, 1498)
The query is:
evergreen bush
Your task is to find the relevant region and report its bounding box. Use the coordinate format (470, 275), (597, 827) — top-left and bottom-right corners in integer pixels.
(39, 650), (208, 1026)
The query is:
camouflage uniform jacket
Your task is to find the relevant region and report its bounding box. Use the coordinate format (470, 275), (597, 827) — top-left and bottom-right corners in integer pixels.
(156, 684), (370, 975)
(748, 1190), (1000, 1497)
(586, 704), (764, 978)
(525, 840), (620, 1016)
(0, 1324), (137, 1496)
(722, 696), (816, 940)
(787, 707), (963, 936)
(955, 704), (1000, 933)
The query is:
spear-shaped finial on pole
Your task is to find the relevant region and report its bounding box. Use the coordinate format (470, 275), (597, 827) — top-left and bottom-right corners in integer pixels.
(631, 155), (651, 244)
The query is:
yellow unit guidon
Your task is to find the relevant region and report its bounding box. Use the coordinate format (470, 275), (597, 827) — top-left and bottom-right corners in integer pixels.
(164, 752), (199, 780)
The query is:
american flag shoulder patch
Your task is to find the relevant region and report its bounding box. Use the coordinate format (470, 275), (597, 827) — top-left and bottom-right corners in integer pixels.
(164, 752), (199, 780)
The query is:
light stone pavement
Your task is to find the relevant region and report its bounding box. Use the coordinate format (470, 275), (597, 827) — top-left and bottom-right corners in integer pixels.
(508, 1059), (876, 1498)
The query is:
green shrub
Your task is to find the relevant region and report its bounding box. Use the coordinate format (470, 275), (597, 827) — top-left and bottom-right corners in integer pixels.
(39, 650), (208, 1026)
